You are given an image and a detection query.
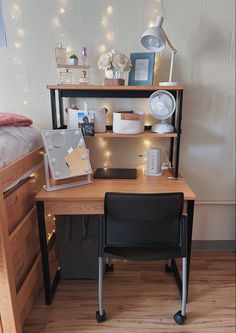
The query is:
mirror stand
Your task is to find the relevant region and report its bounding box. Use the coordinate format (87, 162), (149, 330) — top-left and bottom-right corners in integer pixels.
(43, 154), (92, 192)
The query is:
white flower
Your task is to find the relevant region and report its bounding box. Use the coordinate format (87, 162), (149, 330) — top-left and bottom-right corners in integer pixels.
(98, 53), (112, 70)
(113, 53), (132, 72)
(97, 50), (132, 72)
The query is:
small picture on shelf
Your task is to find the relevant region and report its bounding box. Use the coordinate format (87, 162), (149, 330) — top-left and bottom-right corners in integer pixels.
(77, 112), (94, 136)
(128, 52), (155, 86)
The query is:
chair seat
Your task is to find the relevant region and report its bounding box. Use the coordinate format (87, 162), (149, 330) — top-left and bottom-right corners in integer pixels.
(104, 246), (183, 261)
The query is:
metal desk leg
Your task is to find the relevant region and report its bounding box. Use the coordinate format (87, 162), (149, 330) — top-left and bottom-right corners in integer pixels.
(186, 200), (195, 298)
(58, 90), (65, 127)
(36, 201), (60, 305)
(50, 89), (57, 129)
(36, 201), (51, 304)
(174, 90), (183, 178)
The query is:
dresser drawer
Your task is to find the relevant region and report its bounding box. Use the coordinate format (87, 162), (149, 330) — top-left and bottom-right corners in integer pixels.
(5, 177), (36, 234)
(10, 207), (40, 292)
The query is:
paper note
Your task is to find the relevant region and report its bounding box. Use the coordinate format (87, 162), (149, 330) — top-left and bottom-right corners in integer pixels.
(65, 147), (90, 176)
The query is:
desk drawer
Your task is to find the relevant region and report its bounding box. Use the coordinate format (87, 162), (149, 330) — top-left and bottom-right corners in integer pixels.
(5, 177), (36, 234)
(10, 207), (40, 292)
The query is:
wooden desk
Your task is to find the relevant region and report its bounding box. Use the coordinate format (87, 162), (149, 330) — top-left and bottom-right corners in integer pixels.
(36, 170), (196, 304)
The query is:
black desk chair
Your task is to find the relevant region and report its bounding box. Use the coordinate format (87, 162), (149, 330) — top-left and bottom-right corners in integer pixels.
(96, 192), (188, 325)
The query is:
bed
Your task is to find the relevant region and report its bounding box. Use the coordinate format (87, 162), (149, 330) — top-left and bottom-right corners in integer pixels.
(0, 123), (46, 333)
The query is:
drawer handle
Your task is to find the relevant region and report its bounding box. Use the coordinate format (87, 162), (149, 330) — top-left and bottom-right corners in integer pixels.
(7, 195), (19, 208)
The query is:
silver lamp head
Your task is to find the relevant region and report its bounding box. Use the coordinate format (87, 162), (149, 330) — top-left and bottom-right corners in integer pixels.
(140, 16), (178, 86)
(140, 16), (166, 52)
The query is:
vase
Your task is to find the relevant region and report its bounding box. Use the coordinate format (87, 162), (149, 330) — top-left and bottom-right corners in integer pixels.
(104, 78), (125, 86)
(104, 69), (124, 85)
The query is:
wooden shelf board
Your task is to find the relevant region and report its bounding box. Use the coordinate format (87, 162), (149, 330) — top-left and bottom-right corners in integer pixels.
(84, 130), (177, 138)
(56, 64), (90, 69)
(47, 84), (186, 91)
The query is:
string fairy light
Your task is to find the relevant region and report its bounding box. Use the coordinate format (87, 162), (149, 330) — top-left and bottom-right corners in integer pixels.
(99, 43), (107, 53)
(101, 17), (107, 27)
(99, 4), (115, 53)
(144, 139), (151, 147)
(53, 17), (61, 27)
(14, 42), (21, 49)
(107, 5), (113, 15)
(17, 28), (26, 37)
(106, 32), (113, 42)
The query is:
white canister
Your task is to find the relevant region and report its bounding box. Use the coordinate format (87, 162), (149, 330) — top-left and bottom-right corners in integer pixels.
(113, 111), (145, 134)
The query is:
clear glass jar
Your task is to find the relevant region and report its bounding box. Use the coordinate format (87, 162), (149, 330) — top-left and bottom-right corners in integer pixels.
(55, 43), (67, 65)
(60, 69), (73, 84)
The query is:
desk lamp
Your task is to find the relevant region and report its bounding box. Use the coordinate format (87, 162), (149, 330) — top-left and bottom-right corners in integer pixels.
(140, 16), (178, 86)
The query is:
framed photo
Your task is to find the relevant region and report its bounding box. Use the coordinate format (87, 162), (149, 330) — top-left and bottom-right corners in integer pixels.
(128, 52), (155, 86)
(0, 0), (7, 47)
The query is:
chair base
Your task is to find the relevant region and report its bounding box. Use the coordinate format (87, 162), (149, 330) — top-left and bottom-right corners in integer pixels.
(174, 310), (186, 325)
(165, 263), (174, 272)
(105, 263), (114, 272)
(96, 310), (106, 323)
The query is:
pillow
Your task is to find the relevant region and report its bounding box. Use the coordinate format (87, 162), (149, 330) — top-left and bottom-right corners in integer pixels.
(0, 113), (33, 126)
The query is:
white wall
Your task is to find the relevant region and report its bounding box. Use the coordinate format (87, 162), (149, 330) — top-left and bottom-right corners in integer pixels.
(0, 0), (235, 241)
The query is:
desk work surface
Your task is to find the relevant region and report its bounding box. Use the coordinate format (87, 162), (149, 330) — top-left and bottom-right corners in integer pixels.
(36, 170), (196, 215)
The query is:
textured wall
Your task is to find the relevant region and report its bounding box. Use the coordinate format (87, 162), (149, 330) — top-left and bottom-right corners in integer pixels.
(0, 0), (235, 240)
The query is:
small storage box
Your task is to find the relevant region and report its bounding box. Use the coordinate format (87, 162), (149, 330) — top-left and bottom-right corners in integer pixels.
(113, 111), (145, 134)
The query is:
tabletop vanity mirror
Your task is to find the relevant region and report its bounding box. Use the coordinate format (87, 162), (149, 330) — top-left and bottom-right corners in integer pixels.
(41, 129), (92, 191)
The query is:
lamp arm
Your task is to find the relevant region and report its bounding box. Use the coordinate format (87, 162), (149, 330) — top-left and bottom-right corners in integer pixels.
(161, 29), (177, 53)
(161, 29), (177, 83)
(169, 50), (175, 82)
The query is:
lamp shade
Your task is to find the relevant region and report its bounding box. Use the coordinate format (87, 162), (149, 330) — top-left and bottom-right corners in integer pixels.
(140, 16), (178, 86)
(140, 16), (166, 52)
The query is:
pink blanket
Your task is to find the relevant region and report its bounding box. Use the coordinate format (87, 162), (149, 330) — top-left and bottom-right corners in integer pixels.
(0, 113), (33, 126)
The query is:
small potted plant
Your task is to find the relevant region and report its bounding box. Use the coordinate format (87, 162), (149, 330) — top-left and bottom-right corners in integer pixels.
(68, 53), (79, 65)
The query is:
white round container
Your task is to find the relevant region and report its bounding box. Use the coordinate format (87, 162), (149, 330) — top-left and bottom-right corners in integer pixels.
(113, 111), (145, 134)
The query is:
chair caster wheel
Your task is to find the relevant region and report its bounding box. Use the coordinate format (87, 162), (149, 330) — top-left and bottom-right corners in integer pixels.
(165, 263), (174, 273)
(174, 310), (186, 325)
(105, 263), (114, 272)
(96, 310), (106, 323)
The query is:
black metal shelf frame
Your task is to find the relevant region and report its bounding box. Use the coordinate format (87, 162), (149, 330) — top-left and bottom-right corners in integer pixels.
(49, 87), (184, 178)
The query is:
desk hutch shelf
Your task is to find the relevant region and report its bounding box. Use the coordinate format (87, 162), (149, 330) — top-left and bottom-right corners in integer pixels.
(47, 84), (186, 177)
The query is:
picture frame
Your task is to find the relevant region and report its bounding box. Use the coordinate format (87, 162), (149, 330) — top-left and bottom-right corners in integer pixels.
(128, 52), (155, 86)
(0, 0), (7, 47)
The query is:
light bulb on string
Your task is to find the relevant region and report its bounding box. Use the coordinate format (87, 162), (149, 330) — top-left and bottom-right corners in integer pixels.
(17, 28), (26, 37)
(107, 6), (113, 15)
(144, 139), (151, 147)
(99, 43), (107, 53)
(101, 17), (107, 27)
(53, 17), (60, 27)
(14, 42), (21, 49)
(106, 32), (113, 42)
(11, 3), (21, 19)
(13, 4), (20, 11)
(59, 8), (65, 15)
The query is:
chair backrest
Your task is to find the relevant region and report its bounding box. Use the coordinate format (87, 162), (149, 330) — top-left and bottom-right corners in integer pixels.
(104, 192), (184, 247)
